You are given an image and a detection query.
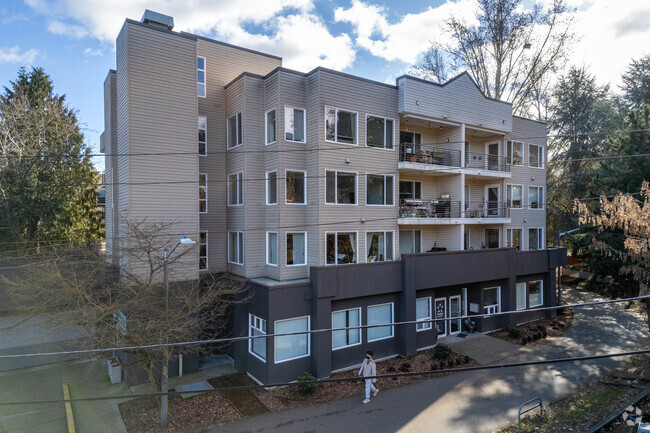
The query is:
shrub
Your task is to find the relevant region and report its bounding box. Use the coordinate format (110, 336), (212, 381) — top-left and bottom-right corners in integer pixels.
(531, 333), (539, 341)
(431, 362), (439, 371)
(433, 344), (452, 360)
(464, 355), (470, 364)
(387, 365), (397, 373)
(297, 371), (317, 394)
(542, 330), (548, 338)
(537, 331), (544, 340)
(507, 326), (523, 339)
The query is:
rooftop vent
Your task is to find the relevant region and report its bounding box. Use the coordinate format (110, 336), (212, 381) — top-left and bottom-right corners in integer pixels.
(141, 10), (174, 30)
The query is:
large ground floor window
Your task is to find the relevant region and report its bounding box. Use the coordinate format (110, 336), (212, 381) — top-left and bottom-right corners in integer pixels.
(367, 303), (394, 341)
(275, 316), (310, 363)
(249, 314), (267, 362)
(332, 308), (361, 349)
(483, 287), (501, 315)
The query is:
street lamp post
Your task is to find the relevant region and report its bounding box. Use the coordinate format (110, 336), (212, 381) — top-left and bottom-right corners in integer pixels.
(161, 236), (195, 428)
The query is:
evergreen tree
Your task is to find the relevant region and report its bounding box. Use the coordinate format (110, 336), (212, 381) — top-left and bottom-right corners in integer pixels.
(0, 67), (101, 250)
(620, 54), (650, 111)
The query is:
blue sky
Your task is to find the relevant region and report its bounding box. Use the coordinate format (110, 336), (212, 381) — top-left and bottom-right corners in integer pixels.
(1, 0), (649, 171)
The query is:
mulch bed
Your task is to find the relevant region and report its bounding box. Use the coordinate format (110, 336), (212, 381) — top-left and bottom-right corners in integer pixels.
(119, 346), (477, 432)
(489, 307), (575, 347)
(118, 390), (241, 433)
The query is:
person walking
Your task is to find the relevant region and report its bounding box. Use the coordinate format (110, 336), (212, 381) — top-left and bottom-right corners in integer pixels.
(357, 351), (379, 403)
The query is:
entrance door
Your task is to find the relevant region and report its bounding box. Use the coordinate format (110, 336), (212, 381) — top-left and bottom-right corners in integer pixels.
(487, 142), (500, 171)
(449, 296), (462, 334)
(434, 298), (446, 337)
(486, 185), (499, 216)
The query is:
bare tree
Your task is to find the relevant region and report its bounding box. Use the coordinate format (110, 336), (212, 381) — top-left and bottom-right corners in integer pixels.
(574, 182), (650, 295)
(414, 0), (577, 118)
(5, 218), (250, 425)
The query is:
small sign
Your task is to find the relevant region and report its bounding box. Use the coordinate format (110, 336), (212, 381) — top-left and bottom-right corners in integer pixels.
(113, 310), (127, 336)
(469, 303), (479, 313)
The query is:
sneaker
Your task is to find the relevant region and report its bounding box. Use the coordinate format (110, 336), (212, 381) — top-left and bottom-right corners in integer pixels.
(363, 399), (370, 404)
(373, 389), (379, 397)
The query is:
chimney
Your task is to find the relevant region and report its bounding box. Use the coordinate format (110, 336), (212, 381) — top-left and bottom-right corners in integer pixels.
(141, 10), (174, 30)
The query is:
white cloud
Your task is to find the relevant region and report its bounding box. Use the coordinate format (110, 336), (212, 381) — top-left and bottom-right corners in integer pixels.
(570, 0), (650, 89)
(24, 0), (355, 71)
(217, 14), (355, 71)
(0, 46), (39, 65)
(334, 0), (478, 64)
(83, 47), (102, 56)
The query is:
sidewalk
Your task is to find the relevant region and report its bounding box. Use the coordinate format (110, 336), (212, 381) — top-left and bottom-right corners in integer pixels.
(183, 287), (649, 433)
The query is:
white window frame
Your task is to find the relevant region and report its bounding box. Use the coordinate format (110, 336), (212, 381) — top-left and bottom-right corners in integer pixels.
(366, 114), (395, 150)
(266, 170), (277, 205)
(528, 186), (544, 210)
(366, 174), (395, 206)
(528, 280), (544, 308)
(515, 282), (527, 311)
(416, 297), (432, 332)
(248, 314), (267, 362)
(199, 230), (208, 271)
(331, 307), (362, 350)
(286, 231), (307, 266)
(198, 115), (207, 156)
(274, 315), (310, 364)
(228, 231), (244, 265)
(285, 169), (307, 205)
(528, 143), (544, 169)
(266, 231), (278, 267)
(529, 228), (544, 251)
(199, 173), (208, 214)
(507, 140), (524, 166)
(483, 286), (501, 315)
(285, 105), (306, 143)
(399, 230), (422, 255)
(367, 302), (394, 342)
(265, 107), (276, 145)
(227, 112), (243, 149)
(506, 227), (523, 251)
(197, 56), (206, 98)
(506, 184), (523, 209)
(365, 231), (394, 262)
(325, 106), (358, 145)
(325, 169), (358, 205)
(228, 172), (244, 206)
(325, 231), (359, 265)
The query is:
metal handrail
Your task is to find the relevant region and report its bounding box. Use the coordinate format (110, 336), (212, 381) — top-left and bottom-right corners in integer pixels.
(399, 143), (462, 167)
(464, 201), (511, 218)
(399, 199), (462, 218)
(464, 151), (511, 172)
(517, 397), (543, 432)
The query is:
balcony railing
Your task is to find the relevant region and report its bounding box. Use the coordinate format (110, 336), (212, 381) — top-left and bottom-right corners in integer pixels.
(464, 151), (510, 172)
(399, 143), (510, 173)
(399, 143), (461, 167)
(399, 199), (462, 218)
(463, 201), (511, 218)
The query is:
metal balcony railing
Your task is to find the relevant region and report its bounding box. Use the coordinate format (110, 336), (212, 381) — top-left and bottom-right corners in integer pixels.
(463, 201), (511, 218)
(399, 143), (462, 167)
(464, 151), (510, 172)
(399, 199), (462, 219)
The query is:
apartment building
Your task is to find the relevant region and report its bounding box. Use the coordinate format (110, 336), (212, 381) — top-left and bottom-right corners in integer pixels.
(102, 11), (566, 385)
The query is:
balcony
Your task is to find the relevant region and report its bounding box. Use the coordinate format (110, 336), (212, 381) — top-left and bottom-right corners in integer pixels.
(398, 199), (510, 225)
(399, 143), (511, 178)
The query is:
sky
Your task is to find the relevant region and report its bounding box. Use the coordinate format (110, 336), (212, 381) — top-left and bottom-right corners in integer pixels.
(1, 0), (649, 171)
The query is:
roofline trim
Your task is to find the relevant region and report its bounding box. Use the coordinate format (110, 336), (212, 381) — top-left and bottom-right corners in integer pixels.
(396, 71), (513, 107)
(512, 114), (547, 126)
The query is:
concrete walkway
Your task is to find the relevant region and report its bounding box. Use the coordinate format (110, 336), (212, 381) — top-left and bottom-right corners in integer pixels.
(186, 287), (648, 433)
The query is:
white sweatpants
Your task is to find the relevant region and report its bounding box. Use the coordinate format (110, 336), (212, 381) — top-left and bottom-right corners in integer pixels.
(365, 379), (377, 399)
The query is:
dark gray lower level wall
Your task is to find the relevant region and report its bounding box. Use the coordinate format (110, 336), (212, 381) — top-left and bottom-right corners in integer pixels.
(234, 248), (566, 384)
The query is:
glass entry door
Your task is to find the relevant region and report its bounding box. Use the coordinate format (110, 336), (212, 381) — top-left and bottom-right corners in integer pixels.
(486, 185), (499, 216)
(434, 298), (446, 337)
(449, 296), (462, 334)
(487, 142), (500, 171)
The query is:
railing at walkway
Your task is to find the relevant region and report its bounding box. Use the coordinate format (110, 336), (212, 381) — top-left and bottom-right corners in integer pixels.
(399, 199), (462, 218)
(399, 143), (461, 167)
(464, 201), (511, 218)
(465, 151), (510, 172)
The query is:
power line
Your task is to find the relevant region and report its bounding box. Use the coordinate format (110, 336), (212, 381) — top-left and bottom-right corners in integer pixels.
(1, 348), (648, 406)
(1, 128), (648, 160)
(0, 294), (645, 360)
